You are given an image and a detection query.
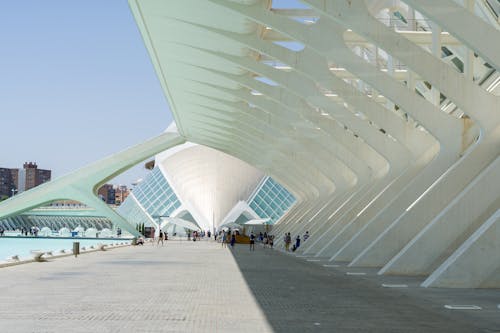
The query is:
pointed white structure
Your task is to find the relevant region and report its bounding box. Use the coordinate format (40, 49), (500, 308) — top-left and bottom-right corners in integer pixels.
(159, 144), (263, 231)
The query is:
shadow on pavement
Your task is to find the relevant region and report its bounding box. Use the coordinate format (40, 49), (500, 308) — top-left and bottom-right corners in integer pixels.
(227, 243), (485, 333)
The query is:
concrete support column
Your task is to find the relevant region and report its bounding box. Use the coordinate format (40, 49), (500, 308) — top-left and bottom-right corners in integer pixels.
(464, 0), (475, 81)
(381, 155), (500, 277)
(331, 161), (427, 262)
(422, 209), (500, 288)
(430, 22), (442, 106)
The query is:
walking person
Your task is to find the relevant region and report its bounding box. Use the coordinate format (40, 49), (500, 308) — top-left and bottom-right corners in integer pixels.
(285, 233), (291, 251)
(295, 235), (301, 250)
(230, 232), (236, 247)
(157, 230), (164, 246)
(249, 232), (256, 251)
(222, 232), (227, 247)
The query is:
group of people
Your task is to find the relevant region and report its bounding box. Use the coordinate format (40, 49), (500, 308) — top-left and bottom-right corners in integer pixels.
(284, 231), (310, 252)
(187, 230), (204, 241)
(216, 229), (275, 251)
(20, 226), (39, 237)
(134, 227), (311, 253)
(219, 230), (236, 248)
(258, 232), (274, 249)
(229, 232), (274, 251)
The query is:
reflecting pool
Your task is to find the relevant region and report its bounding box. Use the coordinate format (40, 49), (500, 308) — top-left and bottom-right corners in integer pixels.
(0, 237), (129, 261)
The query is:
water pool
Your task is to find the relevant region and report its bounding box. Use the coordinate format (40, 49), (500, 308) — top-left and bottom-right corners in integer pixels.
(0, 237), (129, 261)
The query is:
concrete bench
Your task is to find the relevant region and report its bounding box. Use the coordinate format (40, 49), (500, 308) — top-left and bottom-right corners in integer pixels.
(6, 255), (20, 262)
(30, 250), (46, 262)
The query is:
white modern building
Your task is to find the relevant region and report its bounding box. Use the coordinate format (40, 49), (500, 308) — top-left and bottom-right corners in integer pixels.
(117, 124), (295, 236)
(0, 0), (499, 288)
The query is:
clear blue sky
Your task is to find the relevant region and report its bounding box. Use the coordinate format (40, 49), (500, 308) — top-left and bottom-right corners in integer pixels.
(0, 0), (172, 187)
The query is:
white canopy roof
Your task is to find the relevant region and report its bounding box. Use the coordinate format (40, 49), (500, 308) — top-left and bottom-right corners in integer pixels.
(220, 222), (241, 229)
(244, 218), (271, 225)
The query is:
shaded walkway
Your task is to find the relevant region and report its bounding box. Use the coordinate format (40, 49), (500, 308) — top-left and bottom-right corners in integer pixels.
(229, 243), (500, 332)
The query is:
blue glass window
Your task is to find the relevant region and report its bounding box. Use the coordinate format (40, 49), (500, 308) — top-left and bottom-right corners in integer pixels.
(247, 177), (296, 224)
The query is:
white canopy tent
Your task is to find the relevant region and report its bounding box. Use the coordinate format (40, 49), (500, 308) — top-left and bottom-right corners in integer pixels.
(244, 218), (271, 226)
(220, 222), (241, 230)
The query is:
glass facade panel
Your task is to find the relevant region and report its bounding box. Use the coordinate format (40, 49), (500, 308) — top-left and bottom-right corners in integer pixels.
(117, 196), (152, 227)
(118, 167), (182, 224)
(248, 177), (296, 224)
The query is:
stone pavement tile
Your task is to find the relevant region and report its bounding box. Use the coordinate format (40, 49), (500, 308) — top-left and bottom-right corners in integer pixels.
(229, 243), (500, 332)
(3, 240), (500, 332)
(0, 241), (272, 333)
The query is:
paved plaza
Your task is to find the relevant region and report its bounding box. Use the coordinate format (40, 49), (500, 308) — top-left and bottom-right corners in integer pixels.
(0, 240), (499, 332)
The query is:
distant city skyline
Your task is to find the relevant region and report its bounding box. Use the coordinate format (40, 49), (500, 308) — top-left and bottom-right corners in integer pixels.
(0, 161), (51, 200)
(0, 1), (173, 187)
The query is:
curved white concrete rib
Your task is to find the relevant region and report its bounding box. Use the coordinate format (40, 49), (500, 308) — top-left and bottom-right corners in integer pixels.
(292, 1), (495, 265)
(405, 0), (500, 71)
(305, 0), (500, 272)
(186, 80), (354, 197)
(207, 0), (462, 266)
(173, 54), (392, 244)
(190, 52), (410, 244)
(170, 68), (345, 207)
(0, 133), (186, 236)
(190, 28), (434, 244)
(204, 0), (434, 256)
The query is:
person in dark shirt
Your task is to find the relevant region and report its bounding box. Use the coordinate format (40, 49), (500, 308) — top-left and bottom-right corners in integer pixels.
(157, 230), (164, 246)
(230, 233), (236, 247)
(295, 235), (301, 250)
(249, 232), (256, 251)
